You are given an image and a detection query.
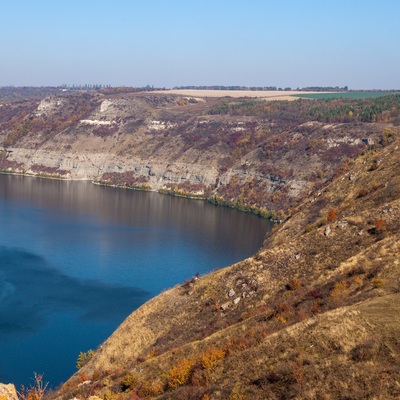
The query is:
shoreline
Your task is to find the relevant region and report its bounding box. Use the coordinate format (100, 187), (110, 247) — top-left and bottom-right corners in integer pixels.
(0, 170), (277, 220)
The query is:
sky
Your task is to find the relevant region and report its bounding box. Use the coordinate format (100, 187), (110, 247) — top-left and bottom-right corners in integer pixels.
(1, 0), (399, 89)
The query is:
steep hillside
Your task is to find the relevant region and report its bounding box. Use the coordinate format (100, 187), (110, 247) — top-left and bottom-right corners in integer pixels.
(1, 91), (399, 217)
(51, 137), (400, 399)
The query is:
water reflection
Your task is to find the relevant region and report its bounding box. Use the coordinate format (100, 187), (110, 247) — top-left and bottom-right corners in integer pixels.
(0, 175), (272, 254)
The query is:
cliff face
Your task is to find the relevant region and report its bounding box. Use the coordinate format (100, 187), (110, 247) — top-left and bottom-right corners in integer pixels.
(1, 91), (396, 216)
(52, 137), (400, 399)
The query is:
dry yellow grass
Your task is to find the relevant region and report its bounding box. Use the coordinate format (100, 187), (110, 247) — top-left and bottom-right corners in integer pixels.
(53, 139), (400, 399)
(153, 89), (334, 100)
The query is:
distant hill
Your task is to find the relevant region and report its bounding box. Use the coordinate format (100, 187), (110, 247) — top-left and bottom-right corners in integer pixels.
(0, 86), (64, 102)
(1, 90), (399, 219)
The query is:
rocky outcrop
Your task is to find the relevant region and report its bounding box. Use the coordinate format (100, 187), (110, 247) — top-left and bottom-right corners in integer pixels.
(0, 383), (18, 400)
(4, 148), (220, 189)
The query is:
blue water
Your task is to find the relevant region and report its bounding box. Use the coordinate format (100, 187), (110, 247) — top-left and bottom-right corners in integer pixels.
(0, 175), (272, 388)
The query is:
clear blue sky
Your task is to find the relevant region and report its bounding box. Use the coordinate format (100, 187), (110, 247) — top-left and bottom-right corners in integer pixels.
(1, 0), (399, 89)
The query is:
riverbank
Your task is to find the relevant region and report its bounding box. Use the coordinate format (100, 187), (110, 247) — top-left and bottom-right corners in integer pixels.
(2, 91), (396, 227)
(0, 169), (278, 220)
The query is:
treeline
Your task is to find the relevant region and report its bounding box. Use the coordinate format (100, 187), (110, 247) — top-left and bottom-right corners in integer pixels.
(0, 85), (164, 100)
(300, 86), (348, 92)
(63, 85), (165, 94)
(173, 85), (349, 92)
(0, 87), (62, 101)
(174, 85), (284, 91)
(60, 84), (111, 90)
(207, 94), (400, 125)
(97, 86), (165, 95)
(308, 94), (400, 123)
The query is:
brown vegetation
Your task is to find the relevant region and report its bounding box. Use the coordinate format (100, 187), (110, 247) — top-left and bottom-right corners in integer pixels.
(50, 137), (400, 399)
(1, 91), (400, 217)
(1, 90), (399, 398)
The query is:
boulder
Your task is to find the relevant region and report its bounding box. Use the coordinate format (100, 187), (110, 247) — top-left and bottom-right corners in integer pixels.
(220, 301), (230, 311)
(0, 383), (18, 400)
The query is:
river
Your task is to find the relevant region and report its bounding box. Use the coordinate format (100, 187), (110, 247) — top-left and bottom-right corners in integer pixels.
(0, 174), (272, 388)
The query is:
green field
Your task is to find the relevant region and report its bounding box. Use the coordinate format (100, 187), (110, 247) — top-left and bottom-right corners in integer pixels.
(294, 92), (400, 100)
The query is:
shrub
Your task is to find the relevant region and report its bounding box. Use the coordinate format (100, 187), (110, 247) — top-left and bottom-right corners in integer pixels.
(329, 280), (349, 305)
(311, 301), (321, 315)
(374, 219), (386, 231)
(357, 188), (368, 198)
(230, 384), (245, 400)
(273, 301), (290, 314)
(381, 127), (398, 145)
(366, 265), (382, 279)
(304, 224), (314, 233)
(371, 278), (384, 288)
(347, 266), (365, 276)
(190, 368), (209, 387)
(199, 348), (226, 371)
(350, 338), (377, 361)
(307, 288), (322, 299)
(18, 373), (48, 400)
(121, 373), (138, 391)
(76, 349), (95, 369)
(146, 348), (160, 359)
(286, 277), (302, 291)
(277, 315), (287, 324)
(168, 357), (194, 389)
(137, 380), (164, 397)
(369, 160), (379, 171)
(327, 209), (337, 222)
(368, 219), (387, 237)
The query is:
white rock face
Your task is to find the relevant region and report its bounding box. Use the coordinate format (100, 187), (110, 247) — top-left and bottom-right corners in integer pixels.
(100, 100), (113, 112)
(0, 383), (18, 400)
(5, 148), (220, 188)
(326, 136), (362, 148)
(37, 97), (64, 113)
(148, 120), (176, 131)
(80, 119), (114, 126)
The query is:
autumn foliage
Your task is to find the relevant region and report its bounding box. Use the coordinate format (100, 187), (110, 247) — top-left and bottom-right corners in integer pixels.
(168, 357), (194, 389)
(374, 219), (386, 231)
(200, 348), (226, 371)
(327, 209), (337, 222)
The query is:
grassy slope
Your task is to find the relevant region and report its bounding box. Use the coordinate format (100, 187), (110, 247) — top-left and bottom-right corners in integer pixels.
(53, 138), (400, 399)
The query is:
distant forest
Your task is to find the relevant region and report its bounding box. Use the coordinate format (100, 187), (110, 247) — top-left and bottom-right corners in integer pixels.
(173, 85), (350, 92)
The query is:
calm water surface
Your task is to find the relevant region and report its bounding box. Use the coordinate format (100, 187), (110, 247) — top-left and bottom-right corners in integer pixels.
(0, 175), (272, 388)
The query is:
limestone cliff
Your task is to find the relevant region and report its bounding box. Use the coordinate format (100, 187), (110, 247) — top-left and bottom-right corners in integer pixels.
(2, 91), (396, 216)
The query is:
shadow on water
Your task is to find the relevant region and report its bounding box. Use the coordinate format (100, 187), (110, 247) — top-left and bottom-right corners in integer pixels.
(0, 247), (149, 339)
